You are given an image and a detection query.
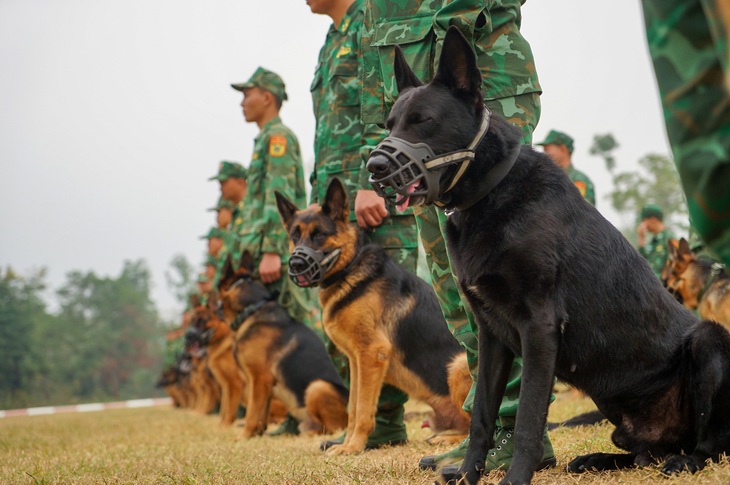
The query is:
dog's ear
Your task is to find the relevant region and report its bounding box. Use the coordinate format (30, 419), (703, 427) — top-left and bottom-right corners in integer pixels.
(678, 238), (692, 258)
(667, 238), (678, 261)
(433, 26), (482, 96)
(206, 291), (218, 312)
(322, 178), (350, 222)
(394, 44), (423, 93)
(219, 254), (235, 289)
(275, 190), (299, 229)
(240, 250), (255, 274)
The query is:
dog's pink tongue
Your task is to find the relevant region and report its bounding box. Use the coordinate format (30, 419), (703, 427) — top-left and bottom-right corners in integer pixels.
(395, 183), (418, 212)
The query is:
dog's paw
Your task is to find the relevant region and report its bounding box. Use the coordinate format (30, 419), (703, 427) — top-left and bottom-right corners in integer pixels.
(325, 443), (364, 455)
(566, 453), (630, 473)
(661, 455), (703, 475)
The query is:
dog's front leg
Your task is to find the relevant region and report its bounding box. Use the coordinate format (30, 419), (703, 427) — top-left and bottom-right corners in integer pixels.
(328, 335), (391, 455)
(236, 363), (274, 439)
(455, 325), (515, 485)
(500, 319), (559, 485)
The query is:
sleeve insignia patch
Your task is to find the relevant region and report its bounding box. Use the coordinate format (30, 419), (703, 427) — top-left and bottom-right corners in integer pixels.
(573, 181), (587, 197)
(269, 135), (287, 157)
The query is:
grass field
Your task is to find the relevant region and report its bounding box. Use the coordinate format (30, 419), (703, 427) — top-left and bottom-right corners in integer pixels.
(2, 387), (729, 484)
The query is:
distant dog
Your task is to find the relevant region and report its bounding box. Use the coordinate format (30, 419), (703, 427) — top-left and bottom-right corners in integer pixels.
(187, 296), (246, 426)
(664, 238), (730, 330)
(366, 26), (730, 485)
(217, 253), (348, 439)
(275, 178), (471, 455)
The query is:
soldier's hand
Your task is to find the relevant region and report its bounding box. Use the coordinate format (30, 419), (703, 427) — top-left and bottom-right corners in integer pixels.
(259, 253), (282, 284)
(355, 189), (388, 229)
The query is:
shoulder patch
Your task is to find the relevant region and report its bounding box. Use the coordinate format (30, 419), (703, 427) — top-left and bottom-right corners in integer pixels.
(573, 180), (587, 197)
(269, 135), (287, 157)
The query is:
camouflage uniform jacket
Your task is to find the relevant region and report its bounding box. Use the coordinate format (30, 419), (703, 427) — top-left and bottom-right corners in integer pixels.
(310, 0), (403, 209)
(639, 227), (676, 278)
(238, 117), (307, 265)
(566, 164), (595, 206)
(361, 0), (542, 126)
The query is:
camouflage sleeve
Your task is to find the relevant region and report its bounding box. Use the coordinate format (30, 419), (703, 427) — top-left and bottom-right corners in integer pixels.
(358, 21), (389, 189)
(260, 131), (299, 256)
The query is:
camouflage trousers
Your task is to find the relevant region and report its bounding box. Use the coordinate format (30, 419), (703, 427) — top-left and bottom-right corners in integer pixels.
(643, 0), (730, 266)
(414, 93), (542, 416)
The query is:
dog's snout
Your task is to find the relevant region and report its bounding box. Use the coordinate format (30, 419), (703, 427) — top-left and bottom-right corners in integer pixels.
(366, 154), (390, 176)
(289, 256), (307, 273)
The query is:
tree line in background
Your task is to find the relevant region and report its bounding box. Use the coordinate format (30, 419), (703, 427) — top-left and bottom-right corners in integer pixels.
(0, 135), (686, 410)
(590, 134), (688, 240)
(0, 260), (183, 410)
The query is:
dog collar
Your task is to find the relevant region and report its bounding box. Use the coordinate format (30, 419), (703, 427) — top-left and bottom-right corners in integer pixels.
(444, 134), (522, 212)
(230, 294), (277, 332)
(697, 261), (726, 303)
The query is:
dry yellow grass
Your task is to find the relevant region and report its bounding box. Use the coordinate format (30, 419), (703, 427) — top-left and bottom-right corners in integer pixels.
(1, 387), (728, 484)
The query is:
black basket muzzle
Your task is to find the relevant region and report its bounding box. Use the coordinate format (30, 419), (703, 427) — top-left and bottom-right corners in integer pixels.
(368, 108), (492, 208)
(288, 246), (341, 288)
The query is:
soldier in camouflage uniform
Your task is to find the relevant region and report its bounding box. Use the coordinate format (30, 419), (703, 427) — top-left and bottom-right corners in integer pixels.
(637, 204), (676, 279)
(642, 0), (730, 267)
(307, 0), (418, 450)
(208, 197), (235, 230)
(360, 0), (555, 473)
(229, 68), (321, 336)
(209, 161), (248, 285)
(537, 130), (596, 206)
(230, 68), (322, 435)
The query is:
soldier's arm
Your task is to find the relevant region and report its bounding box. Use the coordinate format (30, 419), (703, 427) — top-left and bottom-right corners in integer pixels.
(261, 131), (300, 259)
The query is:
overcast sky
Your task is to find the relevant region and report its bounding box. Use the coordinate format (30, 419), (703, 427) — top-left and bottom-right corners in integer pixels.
(0, 0), (671, 319)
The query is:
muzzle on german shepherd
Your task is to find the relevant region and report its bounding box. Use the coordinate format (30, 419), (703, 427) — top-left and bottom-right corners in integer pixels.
(367, 26), (730, 485)
(275, 178), (471, 455)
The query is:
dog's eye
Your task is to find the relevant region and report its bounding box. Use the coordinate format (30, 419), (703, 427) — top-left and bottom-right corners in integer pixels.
(291, 227), (300, 243)
(407, 113), (431, 125)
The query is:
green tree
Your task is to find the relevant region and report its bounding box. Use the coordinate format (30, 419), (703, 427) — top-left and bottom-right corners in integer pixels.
(164, 254), (196, 310)
(0, 267), (51, 408)
(590, 134), (688, 240)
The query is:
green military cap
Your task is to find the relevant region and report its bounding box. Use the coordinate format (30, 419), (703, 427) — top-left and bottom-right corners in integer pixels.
(231, 66), (288, 101)
(640, 203), (664, 221)
(207, 197), (235, 212)
(537, 130), (574, 154)
(200, 227), (227, 240)
(208, 160), (247, 182)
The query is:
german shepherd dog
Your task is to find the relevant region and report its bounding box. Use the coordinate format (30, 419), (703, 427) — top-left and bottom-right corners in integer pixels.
(217, 252), (348, 439)
(275, 178), (471, 455)
(187, 295), (246, 426)
(664, 238), (730, 330)
(366, 26), (730, 485)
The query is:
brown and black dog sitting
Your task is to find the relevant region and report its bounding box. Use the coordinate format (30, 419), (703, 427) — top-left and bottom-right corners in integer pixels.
(187, 295), (246, 426)
(664, 238), (730, 330)
(217, 252), (348, 440)
(275, 179), (471, 455)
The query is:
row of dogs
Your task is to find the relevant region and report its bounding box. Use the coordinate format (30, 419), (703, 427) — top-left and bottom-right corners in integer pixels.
(158, 179), (473, 448)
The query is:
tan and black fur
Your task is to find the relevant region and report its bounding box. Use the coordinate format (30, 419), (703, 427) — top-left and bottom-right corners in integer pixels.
(218, 253), (348, 440)
(664, 238), (730, 330)
(188, 297), (247, 426)
(275, 179), (470, 455)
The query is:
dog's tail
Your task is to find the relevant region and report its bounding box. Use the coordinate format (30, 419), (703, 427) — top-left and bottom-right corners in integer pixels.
(547, 409), (607, 430)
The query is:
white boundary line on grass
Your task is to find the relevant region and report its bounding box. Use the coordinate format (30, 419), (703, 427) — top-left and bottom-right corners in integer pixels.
(0, 397), (172, 418)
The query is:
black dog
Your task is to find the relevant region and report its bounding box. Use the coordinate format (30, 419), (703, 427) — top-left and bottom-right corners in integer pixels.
(367, 26), (730, 485)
